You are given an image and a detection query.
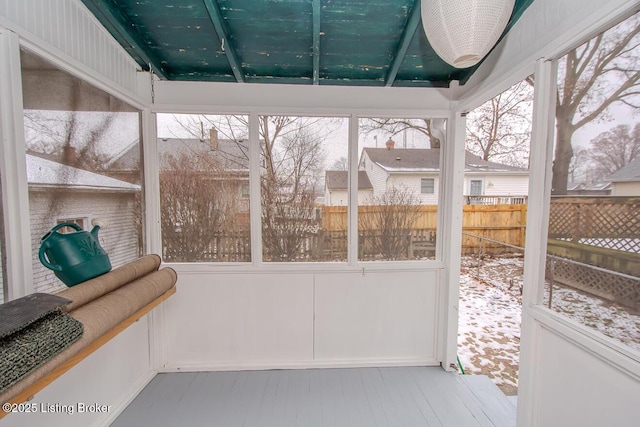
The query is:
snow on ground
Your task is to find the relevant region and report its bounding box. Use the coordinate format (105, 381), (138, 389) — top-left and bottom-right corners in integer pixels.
(546, 285), (640, 351)
(458, 257), (522, 396)
(458, 254), (640, 396)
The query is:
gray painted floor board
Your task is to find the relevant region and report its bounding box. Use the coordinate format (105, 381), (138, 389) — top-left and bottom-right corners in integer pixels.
(111, 367), (515, 427)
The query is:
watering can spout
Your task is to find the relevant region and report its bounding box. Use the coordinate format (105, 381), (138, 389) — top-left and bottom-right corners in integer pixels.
(90, 225), (100, 239)
(90, 218), (108, 239)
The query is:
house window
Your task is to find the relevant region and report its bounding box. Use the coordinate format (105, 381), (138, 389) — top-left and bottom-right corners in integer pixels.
(470, 180), (483, 196)
(240, 183), (250, 198)
(421, 178), (435, 194)
(56, 218), (88, 234)
(22, 48), (143, 296)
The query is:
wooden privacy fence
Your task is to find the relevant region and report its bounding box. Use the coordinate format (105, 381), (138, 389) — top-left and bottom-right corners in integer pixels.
(323, 204), (527, 255)
(162, 204), (529, 262)
(461, 204), (527, 254)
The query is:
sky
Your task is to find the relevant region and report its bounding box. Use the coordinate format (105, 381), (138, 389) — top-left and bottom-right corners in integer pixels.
(572, 102), (639, 149)
(23, 110), (140, 158)
(157, 114), (433, 171)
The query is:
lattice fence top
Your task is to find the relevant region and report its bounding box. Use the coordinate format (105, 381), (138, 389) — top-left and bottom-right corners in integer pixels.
(549, 197), (640, 254)
(546, 257), (640, 311)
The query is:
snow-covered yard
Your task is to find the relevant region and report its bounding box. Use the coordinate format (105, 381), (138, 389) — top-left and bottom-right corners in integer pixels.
(458, 254), (640, 396)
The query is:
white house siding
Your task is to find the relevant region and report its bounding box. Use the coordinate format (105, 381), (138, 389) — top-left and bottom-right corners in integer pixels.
(611, 181), (640, 196)
(464, 174), (529, 196)
(326, 189), (374, 206)
(29, 190), (140, 295)
(387, 174), (440, 205)
(360, 152), (391, 199)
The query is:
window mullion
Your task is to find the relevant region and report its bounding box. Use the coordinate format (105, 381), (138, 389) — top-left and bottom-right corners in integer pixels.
(347, 115), (359, 266)
(249, 112), (263, 265)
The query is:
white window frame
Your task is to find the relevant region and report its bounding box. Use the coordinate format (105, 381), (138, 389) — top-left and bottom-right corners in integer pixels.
(55, 216), (89, 233)
(149, 110), (451, 269)
(421, 178), (435, 194)
(469, 179), (483, 196)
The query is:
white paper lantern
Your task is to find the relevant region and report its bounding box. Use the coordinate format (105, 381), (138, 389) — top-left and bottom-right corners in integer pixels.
(421, 0), (515, 68)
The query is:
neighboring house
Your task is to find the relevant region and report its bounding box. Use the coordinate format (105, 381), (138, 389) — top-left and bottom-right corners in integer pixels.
(358, 141), (529, 205)
(110, 136), (250, 213)
(567, 181), (612, 196)
(324, 170), (374, 206)
(607, 157), (640, 196)
(26, 154), (141, 296)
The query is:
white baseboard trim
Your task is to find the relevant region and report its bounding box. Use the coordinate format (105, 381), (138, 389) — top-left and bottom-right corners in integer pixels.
(95, 370), (157, 427)
(160, 358), (440, 373)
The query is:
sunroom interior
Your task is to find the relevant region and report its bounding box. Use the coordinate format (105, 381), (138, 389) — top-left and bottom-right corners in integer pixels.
(0, 1), (639, 426)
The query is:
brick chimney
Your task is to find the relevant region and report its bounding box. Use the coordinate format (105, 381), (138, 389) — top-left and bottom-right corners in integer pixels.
(63, 145), (77, 165)
(385, 138), (395, 150)
(210, 128), (219, 150)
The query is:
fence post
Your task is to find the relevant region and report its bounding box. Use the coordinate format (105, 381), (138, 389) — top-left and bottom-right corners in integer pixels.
(520, 204), (527, 248)
(477, 237), (483, 277)
(315, 230), (324, 260)
(548, 257), (555, 309)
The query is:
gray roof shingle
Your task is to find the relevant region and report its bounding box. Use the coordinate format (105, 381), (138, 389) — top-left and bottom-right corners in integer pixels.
(607, 157), (640, 182)
(363, 148), (527, 173)
(325, 170), (373, 190)
(110, 138), (250, 171)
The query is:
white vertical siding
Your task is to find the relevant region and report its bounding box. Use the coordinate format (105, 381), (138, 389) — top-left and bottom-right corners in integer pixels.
(29, 190), (140, 295)
(0, 0), (140, 97)
(361, 152), (390, 199)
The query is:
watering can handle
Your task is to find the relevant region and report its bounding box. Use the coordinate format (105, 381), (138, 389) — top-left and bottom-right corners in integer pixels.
(48, 222), (84, 233)
(39, 244), (62, 271)
(38, 222), (83, 271)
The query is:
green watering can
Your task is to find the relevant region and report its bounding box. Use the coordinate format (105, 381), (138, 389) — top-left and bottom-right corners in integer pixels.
(39, 221), (112, 287)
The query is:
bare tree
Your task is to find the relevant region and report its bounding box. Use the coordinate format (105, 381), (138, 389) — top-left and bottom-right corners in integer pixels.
(588, 123), (640, 180)
(331, 156), (348, 171)
(553, 13), (640, 194)
(168, 114), (337, 261)
(360, 118), (442, 148)
(360, 83), (533, 169)
(159, 151), (240, 262)
(358, 186), (422, 260)
(568, 147), (591, 184)
(466, 80), (533, 168)
(261, 126), (326, 261)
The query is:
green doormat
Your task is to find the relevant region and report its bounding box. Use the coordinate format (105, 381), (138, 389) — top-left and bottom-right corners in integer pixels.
(0, 293), (84, 395)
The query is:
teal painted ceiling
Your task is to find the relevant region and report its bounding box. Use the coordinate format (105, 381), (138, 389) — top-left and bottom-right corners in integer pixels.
(81, 0), (534, 87)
